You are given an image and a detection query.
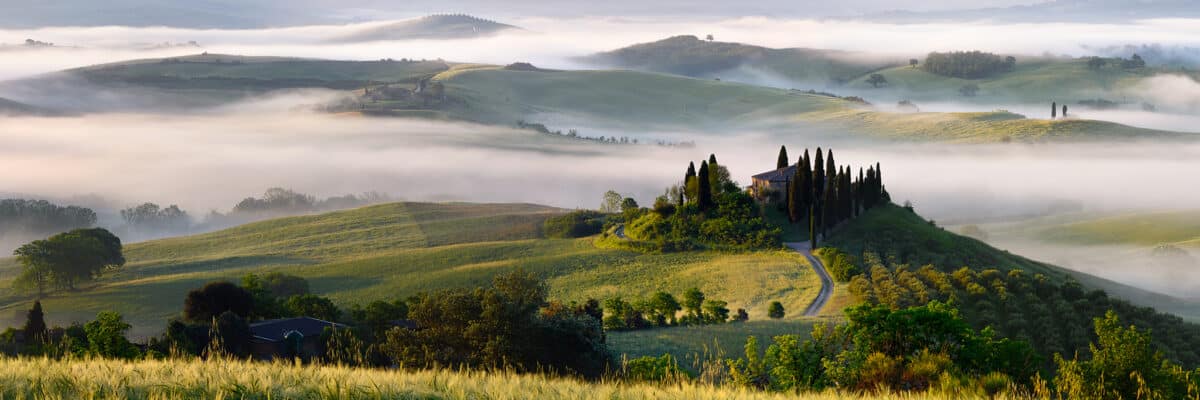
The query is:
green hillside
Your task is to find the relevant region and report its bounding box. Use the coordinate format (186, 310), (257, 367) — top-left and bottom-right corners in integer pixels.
(846, 57), (1197, 104)
(1029, 210), (1200, 248)
(333, 14), (519, 42)
(73, 54), (451, 90)
(585, 35), (896, 84)
(0, 202), (819, 338)
(437, 66), (1187, 142)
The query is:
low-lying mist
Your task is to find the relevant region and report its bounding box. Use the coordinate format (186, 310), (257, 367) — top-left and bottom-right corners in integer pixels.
(3, 17), (1200, 81)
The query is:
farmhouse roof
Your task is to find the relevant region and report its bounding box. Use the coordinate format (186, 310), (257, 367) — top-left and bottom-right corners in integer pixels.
(752, 165), (797, 182)
(249, 317), (348, 342)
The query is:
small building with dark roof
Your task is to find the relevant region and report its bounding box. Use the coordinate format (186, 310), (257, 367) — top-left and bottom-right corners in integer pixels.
(751, 164), (796, 202)
(249, 317), (347, 360)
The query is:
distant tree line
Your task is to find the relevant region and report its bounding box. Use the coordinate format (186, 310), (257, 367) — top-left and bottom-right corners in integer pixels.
(783, 147), (888, 247)
(601, 288), (743, 331)
(516, 120), (694, 148)
(922, 51), (1016, 79)
(0, 199), (96, 237)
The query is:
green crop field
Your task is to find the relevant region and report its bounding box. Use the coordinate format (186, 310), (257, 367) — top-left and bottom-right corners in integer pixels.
(77, 54), (451, 85)
(0, 202), (819, 339)
(1024, 210), (1200, 248)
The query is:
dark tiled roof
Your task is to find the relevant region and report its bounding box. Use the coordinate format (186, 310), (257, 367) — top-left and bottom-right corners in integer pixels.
(249, 317), (348, 342)
(752, 165), (796, 182)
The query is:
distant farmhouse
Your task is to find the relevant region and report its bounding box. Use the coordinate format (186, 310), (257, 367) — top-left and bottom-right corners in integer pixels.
(249, 317), (347, 360)
(751, 164), (797, 202)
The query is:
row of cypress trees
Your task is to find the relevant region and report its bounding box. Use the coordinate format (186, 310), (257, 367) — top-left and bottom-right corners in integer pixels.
(778, 146), (887, 246)
(682, 154), (723, 211)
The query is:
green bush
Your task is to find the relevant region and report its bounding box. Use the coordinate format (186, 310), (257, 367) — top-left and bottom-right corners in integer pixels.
(625, 354), (691, 382)
(543, 210), (605, 238)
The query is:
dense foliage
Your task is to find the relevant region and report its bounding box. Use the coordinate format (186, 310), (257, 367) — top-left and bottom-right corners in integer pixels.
(727, 302), (1038, 393)
(922, 51), (1016, 79)
(623, 154), (779, 251)
(382, 270), (610, 377)
(544, 210), (605, 238)
(12, 228), (124, 294)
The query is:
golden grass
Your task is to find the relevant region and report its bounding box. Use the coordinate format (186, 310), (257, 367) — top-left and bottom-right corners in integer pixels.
(0, 356), (1030, 400)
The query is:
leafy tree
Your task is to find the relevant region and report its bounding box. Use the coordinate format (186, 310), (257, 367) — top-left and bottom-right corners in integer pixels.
(184, 281), (254, 322)
(12, 228), (124, 293)
(620, 197), (640, 220)
(600, 190), (623, 213)
(703, 300), (730, 323)
(648, 291), (681, 325)
(22, 301), (47, 345)
(909, 58), (919, 68)
(733, 308), (749, 322)
(84, 311), (140, 359)
(768, 301), (785, 319)
(959, 83), (980, 97)
(683, 162), (697, 204)
(381, 269), (609, 377)
(697, 161), (713, 211)
(727, 336), (770, 389)
(212, 311), (251, 357)
(1054, 311), (1195, 399)
(350, 299), (409, 341)
(120, 202), (190, 233)
(1086, 56), (1107, 69)
(285, 294), (341, 321)
(866, 74), (888, 88)
(543, 210), (605, 238)
(776, 145), (789, 170)
(682, 288), (705, 323)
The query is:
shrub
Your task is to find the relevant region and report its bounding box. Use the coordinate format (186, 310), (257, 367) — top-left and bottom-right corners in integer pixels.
(767, 302), (785, 319)
(543, 210), (605, 238)
(625, 354), (691, 382)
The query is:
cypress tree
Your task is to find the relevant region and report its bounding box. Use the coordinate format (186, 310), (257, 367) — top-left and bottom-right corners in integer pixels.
(708, 154), (721, 195)
(776, 146), (789, 170)
(697, 161), (713, 211)
(684, 162), (697, 204)
(800, 150), (813, 222)
(809, 204), (817, 248)
(813, 148), (825, 200)
(23, 300), (47, 344)
(857, 168), (864, 216)
(1052, 102), (1057, 119)
(786, 177), (797, 222)
(821, 177), (835, 236)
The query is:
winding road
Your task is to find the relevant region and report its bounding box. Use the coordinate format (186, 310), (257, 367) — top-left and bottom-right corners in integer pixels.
(786, 242), (833, 317)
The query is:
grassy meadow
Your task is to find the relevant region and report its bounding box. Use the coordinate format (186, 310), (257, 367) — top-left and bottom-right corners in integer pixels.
(0, 202), (820, 341)
(0, 356), (1037, 400)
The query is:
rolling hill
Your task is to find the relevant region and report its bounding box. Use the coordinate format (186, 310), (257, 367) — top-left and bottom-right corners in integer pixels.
(0, 202), (820, 338)
(333, 14), (520, 42)
(583, 35), (898, 85)
(6, 54), (1195, 142)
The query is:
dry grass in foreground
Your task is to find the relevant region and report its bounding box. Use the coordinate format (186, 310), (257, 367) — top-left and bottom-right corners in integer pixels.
(0, 356), (1035, 400)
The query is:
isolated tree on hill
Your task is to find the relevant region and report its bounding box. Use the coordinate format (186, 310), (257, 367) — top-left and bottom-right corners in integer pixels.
(706, 34), (714, 41)
(13, 228), (124, 293)
(909, 59), (919, 68)
(697, 161), (713, 211)
(1062, 104), (1068, 118)
(866, 74), (888, 88)
(776, 146), (789, 170)
(600, 190), (623, 213)
(23, 300), (47, 344)
(1052, 102), (1057, 119)
(768, 301), (785, 319)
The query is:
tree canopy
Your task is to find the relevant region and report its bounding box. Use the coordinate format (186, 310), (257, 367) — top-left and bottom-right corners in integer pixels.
(12, 228), (124, 294)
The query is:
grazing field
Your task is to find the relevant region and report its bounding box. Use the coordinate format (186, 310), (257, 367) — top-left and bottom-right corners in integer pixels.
(0, 202), (819, 338)
(76, 54), (451, 88)
(0, 357), (1032, 400)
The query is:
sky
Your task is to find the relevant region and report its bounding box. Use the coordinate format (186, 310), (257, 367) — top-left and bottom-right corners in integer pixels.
(0, 1), (1046, 28)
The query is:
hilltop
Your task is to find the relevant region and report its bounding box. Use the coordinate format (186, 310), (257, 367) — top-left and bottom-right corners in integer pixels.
(584, 35), (897, 85)
(333, 14), (520, 42)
